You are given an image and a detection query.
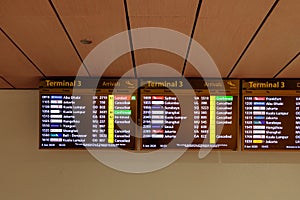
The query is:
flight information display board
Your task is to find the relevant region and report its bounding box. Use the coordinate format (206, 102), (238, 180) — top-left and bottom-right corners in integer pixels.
(242, 79), (300, 150)
(140, 78), (239, 150)
(40, 78), (137, 149)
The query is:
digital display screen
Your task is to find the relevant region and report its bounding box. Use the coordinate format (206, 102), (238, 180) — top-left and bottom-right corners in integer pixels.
(242, 79), (300, 150)
(40, 78), (137, 149)
(140, 78), (239, 150)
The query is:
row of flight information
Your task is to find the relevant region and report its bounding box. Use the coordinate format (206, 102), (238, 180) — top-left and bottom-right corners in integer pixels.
(40, 78), (300, 151)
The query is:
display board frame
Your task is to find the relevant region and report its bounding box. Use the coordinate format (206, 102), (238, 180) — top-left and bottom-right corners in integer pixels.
(242, 79), (300, 151)
(139, 78), (240, 151)
(39, 77), (138, 150)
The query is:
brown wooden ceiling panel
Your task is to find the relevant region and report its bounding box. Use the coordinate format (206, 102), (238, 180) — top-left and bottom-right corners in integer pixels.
(128, 0), (198, 76)
(0, 77), (13, 89)
(0, 0), (85, 76)
(52, 0), (133, 77)
(102, 52), (135, 77)
(135, 49), (184, 77)
(0, 32), (41, 88)
(183, 62), (202, 78)
(230, 0), (300, 78)
(277, 55), (300, 78)
(128, 0), (198, 35)
(184, 0), (275, 78)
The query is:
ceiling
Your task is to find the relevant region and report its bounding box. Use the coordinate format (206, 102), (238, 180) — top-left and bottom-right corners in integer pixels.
(0, 0), (299, 89)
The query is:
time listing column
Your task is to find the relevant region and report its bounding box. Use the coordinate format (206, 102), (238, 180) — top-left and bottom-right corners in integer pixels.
(141, 95), (152, 139)
(40, 95), (51, 147)
(243, 96), (255, 148)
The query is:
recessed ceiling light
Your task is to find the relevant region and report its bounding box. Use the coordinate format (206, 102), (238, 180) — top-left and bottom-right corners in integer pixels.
(80, 39), (92, 44)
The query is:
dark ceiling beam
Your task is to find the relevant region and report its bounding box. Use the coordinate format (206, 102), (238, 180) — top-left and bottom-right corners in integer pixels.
(273, 52), (300, 78)
(123, 0), (137, 78)
(0, 76), (15, 88)
(48, 0), (91, 77)
(226, 0), (280, 78)
(181, 0), (203, 76)
(0, 27), (47, 78)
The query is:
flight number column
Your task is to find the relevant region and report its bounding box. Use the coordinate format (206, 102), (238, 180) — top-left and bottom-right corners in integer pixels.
(91, 95), (108, 145)
(193, 96), (210, 141)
